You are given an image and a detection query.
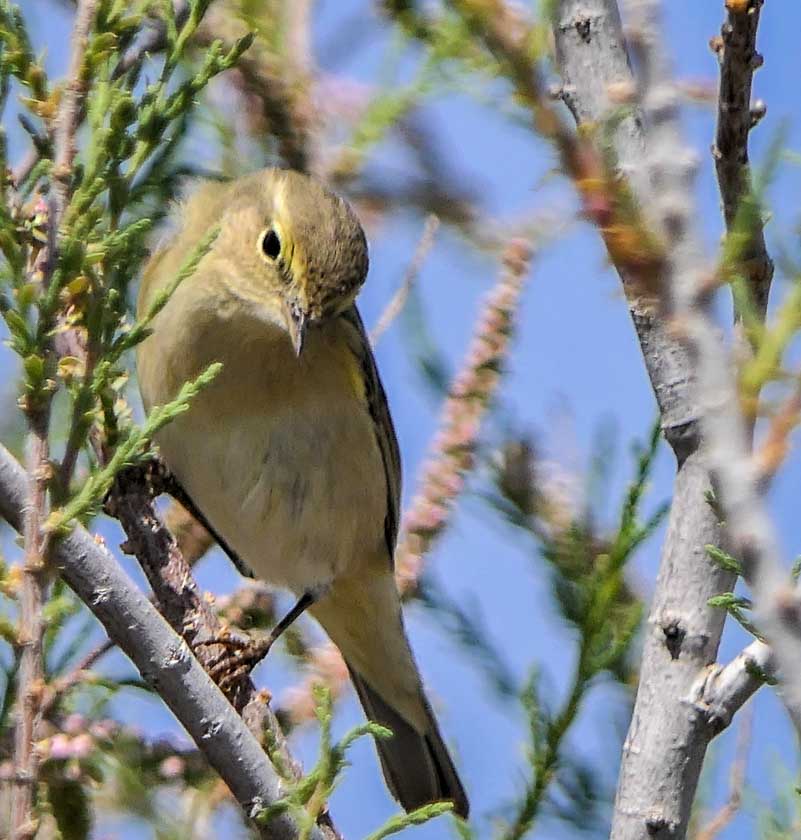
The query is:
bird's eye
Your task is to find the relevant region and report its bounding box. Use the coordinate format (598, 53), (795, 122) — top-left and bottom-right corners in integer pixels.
(260, 228), (281, 261)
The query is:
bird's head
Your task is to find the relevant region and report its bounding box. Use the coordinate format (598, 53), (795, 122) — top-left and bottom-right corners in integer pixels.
(168, 168), (369, 356)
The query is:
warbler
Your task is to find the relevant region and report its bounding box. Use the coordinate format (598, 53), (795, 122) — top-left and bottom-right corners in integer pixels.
(136, 168), (468, 817)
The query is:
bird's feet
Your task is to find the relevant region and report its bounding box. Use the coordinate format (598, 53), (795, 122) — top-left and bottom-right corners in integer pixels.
(195, 631), (275, 694)
(195, 589), (320, 695)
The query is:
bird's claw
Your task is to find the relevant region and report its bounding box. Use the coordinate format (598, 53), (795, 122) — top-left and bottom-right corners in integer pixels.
(195, 633), (274, 694)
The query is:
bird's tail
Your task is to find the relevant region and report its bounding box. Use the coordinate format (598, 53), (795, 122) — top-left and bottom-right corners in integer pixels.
(347, 663), (469, 818)
(310, 572), (469, 818)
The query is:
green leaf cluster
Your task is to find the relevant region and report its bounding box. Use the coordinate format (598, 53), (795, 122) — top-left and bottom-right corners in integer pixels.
(257, 686), (451, 839)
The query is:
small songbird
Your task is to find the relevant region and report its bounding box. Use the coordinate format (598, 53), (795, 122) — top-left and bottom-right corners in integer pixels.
(136, 168), (468, 817)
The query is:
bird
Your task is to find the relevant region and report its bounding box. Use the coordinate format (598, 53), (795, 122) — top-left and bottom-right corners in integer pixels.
(136, 167), (469, 818)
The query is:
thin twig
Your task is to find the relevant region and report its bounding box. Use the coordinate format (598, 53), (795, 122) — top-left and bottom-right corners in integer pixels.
(40, 638), (115, 719)
(111, 1), (190, 81)
(199, 7), (315, 173)
(10, 415), (50, 840)
(754, 380), (801, 484)
(44, 0), (96, 369)
(448, 0), (665, 298)
(713, 0), (772, 318)
(395, 237), (533, 595)
(103, 469), (339, 839)
(370, 214), (439, 346)
(46, 0), (96, 396)
(44, 0), (97, 281)
(11, 5), (98, 834)
(57, 342), (97, 493)
(10, 149), (38, 189)
(101, 471), (337, 840)
(695, 704), (753, 840)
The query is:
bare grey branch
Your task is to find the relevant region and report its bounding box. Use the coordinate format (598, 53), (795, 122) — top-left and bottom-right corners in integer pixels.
(553, 3), (730, 837)
(688, 640), (772, 736)
(0, 444), (323, 840)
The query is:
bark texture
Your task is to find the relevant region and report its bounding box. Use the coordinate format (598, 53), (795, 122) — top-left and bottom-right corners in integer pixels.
(553, 2), (732, 837)
(0, 444), (322, 840)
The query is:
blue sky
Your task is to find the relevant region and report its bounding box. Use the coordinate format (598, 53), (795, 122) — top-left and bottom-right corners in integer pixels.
(6, 1), (801, 838)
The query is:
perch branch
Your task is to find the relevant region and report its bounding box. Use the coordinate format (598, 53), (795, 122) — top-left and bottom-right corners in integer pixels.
(0, 444), (325, 840)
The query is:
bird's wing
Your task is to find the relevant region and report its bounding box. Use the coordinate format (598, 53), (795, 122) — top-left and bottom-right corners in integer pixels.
(164, 472), (256, 579)
(340, 305), (402, 562)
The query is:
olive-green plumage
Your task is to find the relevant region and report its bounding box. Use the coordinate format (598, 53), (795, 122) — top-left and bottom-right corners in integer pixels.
(136, 168), (468, 818)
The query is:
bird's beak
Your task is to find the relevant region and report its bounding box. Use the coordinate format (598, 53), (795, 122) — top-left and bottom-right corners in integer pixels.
(287, 302), (307, 357)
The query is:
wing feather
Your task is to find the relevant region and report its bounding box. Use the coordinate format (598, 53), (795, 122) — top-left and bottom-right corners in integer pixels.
(340, 306), (401, 562)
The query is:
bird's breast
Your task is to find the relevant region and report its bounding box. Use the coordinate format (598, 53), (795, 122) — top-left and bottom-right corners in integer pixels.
(145, 317), (390, 593)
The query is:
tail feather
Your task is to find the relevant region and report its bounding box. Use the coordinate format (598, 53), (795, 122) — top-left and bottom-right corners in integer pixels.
(348, 664), (469, 818)
(311, 572), (469, 818)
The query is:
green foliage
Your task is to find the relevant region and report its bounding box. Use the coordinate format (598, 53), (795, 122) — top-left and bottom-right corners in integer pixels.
(0, 1), (256, 834)
(39, 721), (225, 839)
(0, 0), (49, 109)
(0, 575), (232, 836)
(47, 360), (222, 532)
(705, 544), (744, 576)
(47, 776), (93, 840)
(486, 419), (666, 837)
(746, 656), (778, 687)
(0, 0), (248, 514)
(365, 802), (455, 840)
(333, 59), (437, 179)
(707, 592), (763, 641)
(705, 537), (766, 642)
(111, 223), (220, 362)
(257, 686), (450, 838)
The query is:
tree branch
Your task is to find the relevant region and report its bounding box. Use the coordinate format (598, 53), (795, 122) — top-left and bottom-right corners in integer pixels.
(552, 3), (732, 837)
(0, 444), (325, 840)
(688, 639), (772, 736)
(11, 4), (98, 835)
(10, 413), (50, 840)
(625, 0), (801, 826)
(553, 0), (699, 453)
(713, 0), (772, 317)
(676, 0), (780, 756)
(630, 0), (801, 699)
(103, 468), (314, 791)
